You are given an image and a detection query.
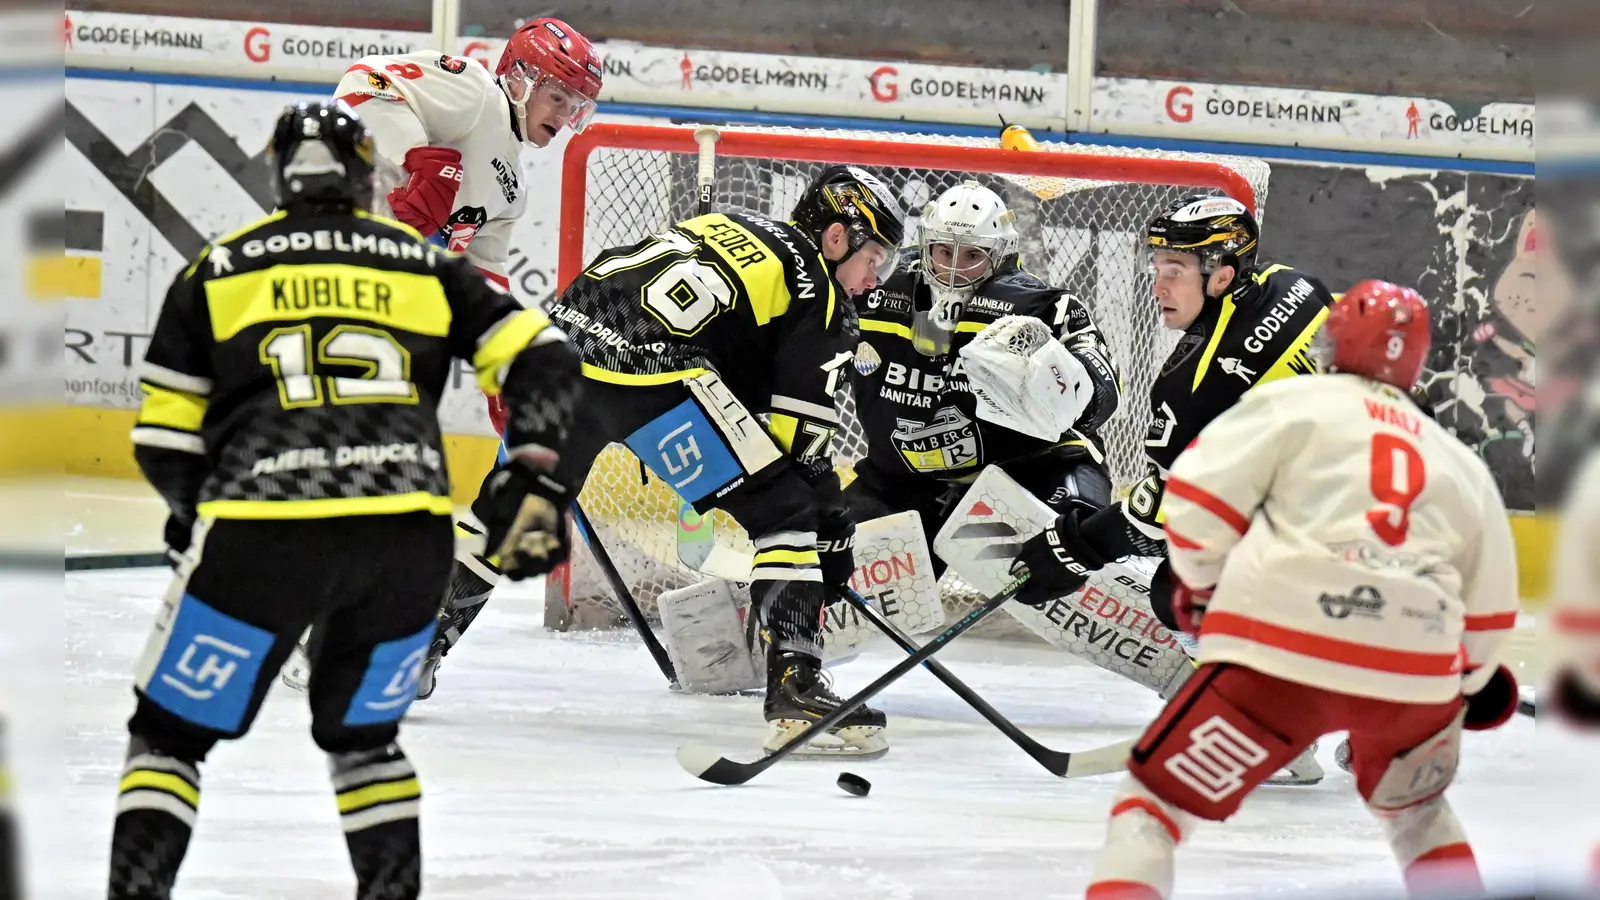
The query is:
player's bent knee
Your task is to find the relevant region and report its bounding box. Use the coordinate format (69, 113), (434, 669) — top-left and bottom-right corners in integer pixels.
(309, 619), (437, 754)
(1128, 669), (1301, 821)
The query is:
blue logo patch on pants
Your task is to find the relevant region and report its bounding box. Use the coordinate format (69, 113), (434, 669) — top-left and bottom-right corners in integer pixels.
(343, 619), (437, 727)
(623, 399), (743, 504)
(142, 593), (276, 734)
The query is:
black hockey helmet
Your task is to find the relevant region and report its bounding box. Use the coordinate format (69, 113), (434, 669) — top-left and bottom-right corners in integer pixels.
(266, 100), (377, 213)
(791, 165), (906, 276)
(1146, 194), (1260, 284)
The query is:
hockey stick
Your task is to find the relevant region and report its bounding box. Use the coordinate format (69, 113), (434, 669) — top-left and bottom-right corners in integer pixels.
(676, 577), (1025, 786)
(693, 126), (719, 215)
(838, 586), (1134, 778)
(569, 501), (678, 686)
(1517, 692), (1536, 718)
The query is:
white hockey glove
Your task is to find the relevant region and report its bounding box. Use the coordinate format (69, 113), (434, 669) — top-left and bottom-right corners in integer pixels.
(959, 315), (1093, 441)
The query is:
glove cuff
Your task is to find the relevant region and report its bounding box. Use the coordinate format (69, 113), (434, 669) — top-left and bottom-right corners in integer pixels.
(1463, 664), (1518, 731)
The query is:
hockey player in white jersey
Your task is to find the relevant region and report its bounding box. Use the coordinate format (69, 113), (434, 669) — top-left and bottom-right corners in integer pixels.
(1550, 448), (1600, 884)
(333, 19), (601, 286)
(1084, 280), (1523, 900)
(280, 19), (603, 697)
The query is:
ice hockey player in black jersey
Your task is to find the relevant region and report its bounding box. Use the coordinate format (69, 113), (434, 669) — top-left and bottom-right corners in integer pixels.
(106, 100), (581, 900)
(546, 165), (904, 758)
(1009, 193), (1334, 783)
(845, 180), (1122, 575)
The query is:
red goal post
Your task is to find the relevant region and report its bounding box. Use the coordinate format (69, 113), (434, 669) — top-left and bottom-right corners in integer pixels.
(558, 123), (1258, 289)
(547, 122), (1271, 636)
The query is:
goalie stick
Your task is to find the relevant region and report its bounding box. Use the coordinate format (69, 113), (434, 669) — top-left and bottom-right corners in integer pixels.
(693, 126), (719, 215)
(676, 577), (1024, 786)
(838, 586), (1134, 778)
(570, 501), (678, 686)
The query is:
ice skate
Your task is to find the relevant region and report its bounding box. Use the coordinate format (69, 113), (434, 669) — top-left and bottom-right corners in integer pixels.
(762, 651), (888, 760)
(1266, 741), (1324, 786)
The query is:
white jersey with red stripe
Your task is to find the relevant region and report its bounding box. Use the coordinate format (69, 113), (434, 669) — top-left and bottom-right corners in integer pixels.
(334, 51), (526, 285)
(1554, 451), (1600, 689)
(1162, 372), (1519, 705)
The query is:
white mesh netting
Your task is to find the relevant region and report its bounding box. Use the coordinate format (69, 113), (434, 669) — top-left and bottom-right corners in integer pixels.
(549, 125), (1271, 640)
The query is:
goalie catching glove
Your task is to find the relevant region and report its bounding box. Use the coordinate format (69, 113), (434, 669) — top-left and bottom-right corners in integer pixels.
(959, 314), (1094, 441)
(470, 451), (571, 581)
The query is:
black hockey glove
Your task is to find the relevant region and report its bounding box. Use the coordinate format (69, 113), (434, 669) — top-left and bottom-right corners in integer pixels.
(1008, 501), (1120, 608)
(1462, 664), (1519, 731)
(162, 512), (195, 569)
(471, 459), (571, 582)
(815, 506), (857, 589)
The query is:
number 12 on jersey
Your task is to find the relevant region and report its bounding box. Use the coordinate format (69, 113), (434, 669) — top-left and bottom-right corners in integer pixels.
(259, 325), (418, 409)
(1367, 433), (1426, 546)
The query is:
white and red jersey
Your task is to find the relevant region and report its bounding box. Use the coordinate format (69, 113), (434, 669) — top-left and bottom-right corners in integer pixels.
(334, 51), (527, 287)
(1161, 373), (1519, 704)
(1554, 451), (1600, 692)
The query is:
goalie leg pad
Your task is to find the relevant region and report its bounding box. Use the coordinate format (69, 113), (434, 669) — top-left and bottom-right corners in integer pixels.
(934, 466), (1193, 693)
(658, 578), (763, 695)
(819, 510), (945, 662)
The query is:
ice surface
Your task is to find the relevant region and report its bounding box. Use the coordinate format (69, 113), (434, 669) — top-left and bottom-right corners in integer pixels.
(59, 564), (1599, 899)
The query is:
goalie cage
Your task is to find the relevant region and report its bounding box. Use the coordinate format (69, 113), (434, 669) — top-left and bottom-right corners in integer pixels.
(547, 122), (1270, 641)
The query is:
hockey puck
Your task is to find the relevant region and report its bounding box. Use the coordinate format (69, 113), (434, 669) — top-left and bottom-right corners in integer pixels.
(836, 771), (871, 797)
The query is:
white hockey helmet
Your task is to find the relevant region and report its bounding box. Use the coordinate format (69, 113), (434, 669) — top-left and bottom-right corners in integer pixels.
(919, 181), (1020, 327)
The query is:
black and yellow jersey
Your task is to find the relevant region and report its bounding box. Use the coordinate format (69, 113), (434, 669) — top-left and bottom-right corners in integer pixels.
(1121, 262), (1333, 549)
(851, 254), (1121, 482)
(131, 208), (578, 523)
(550, 211), (850, 476)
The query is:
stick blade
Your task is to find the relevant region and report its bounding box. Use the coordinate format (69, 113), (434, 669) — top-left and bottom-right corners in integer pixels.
(676, 742), (754, 785)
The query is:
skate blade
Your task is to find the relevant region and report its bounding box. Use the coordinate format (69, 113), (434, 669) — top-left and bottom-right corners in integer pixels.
(763, 720), (889, 760)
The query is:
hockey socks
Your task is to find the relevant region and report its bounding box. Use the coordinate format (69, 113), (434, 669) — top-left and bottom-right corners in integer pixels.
(331, 745), (423, 900)
(107, 741), (201, 899)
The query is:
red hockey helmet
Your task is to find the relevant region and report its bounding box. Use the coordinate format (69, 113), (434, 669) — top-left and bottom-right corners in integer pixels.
(1321, 279), (1432, 390)
(495, 18), (603, 138)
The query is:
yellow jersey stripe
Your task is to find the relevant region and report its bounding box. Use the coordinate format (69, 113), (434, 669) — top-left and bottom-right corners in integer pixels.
(198, 492), (453, 520)
(473, 308), (551, 394)
(766, 412), (800, 453)
(752, 548), (821, 566)
(1192, 294), (1239, 392)
(206, 263), (452, 341)
(352, 209), (428, 244)
(119, 771), (200, 807)
(185, 211), (289, 280)
(581, 364), (708, 386)
(1257, 310), (1329, 384)
(336, 777), (422, 814)
(859, 319), (913, 339)
(137, 383), (208, 433)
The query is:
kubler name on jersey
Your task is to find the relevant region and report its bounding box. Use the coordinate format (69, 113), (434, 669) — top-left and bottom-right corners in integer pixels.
(251, 442), (444, 477)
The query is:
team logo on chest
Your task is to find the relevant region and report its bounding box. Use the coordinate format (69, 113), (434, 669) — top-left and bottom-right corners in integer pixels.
(1162, 326), (1208, 376)
(892, 406), (981, 473)
(854, 341), (883, 375)
(442, 205), (487, 252)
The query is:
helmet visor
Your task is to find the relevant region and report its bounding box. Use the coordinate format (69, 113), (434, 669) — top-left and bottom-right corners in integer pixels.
(508, 61), (598, 135)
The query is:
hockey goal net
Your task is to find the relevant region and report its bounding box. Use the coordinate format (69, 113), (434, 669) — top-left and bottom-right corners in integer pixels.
(547, 122), (1270, 639)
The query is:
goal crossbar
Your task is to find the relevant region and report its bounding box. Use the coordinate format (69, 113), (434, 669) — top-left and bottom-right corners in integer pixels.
(558, 122), (1258, 288)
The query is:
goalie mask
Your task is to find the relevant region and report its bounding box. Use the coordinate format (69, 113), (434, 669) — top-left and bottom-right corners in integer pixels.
(918, 182), (1020, 334)
(1145, 194), (1259, 298)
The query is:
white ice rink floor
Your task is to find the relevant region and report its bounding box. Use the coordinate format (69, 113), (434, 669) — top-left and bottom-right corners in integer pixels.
(53, 482), (1598, 899)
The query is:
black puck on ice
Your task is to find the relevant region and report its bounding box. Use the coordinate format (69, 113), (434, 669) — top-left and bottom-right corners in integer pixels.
(836, 771), (871, 797)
